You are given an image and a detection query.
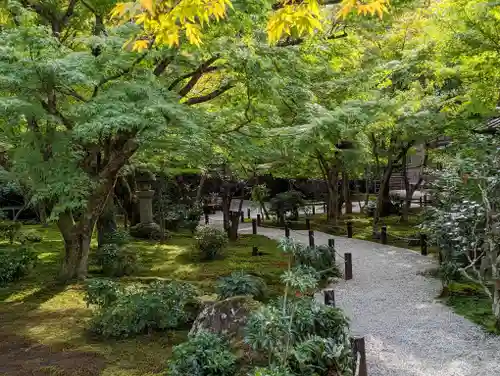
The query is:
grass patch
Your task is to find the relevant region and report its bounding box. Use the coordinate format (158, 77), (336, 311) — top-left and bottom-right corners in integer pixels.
(445, 282), (499, 334)
(0, 225), (286, 376)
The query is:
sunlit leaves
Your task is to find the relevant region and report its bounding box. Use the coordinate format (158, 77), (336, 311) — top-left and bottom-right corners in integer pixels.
(111, 0), (392, 49)
(338, 0), (390, 19)
(111, 0), (233, 50)
(267, 0), (323, 44)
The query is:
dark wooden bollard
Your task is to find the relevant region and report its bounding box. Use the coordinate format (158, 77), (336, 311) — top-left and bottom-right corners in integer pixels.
(324, 289), (335, 307)
(240, 211), (245, 223)
(257, 214), (261, 226)
(285, 222), (290, 238)
(323, 203), (327, 213)
(247, 208), (251, 219)
(252, 219), (257, 235)
(381, 226), (387, 245)
(308, 230), (315, 247)
(204, 213), (209, 224)
(252, 246), (258, 256)
(312, 205), (316, 215)
(424, 194), (428, 207)
(419, 196), (423, 207)
(352, 337), (367, 376)
(306, 218), (311, 230)
(345, 252), (352, 280)
(420, 233), (428, 256)
(347, 221), (353, 238)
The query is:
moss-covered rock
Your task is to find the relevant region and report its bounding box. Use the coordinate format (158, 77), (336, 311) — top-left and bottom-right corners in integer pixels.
(189, 296), (261, 341)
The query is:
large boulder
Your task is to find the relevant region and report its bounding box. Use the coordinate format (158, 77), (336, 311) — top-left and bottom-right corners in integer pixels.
(189, 296), (260, 341)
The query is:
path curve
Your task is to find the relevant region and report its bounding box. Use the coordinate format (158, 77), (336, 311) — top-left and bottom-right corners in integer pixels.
(237, 223), (500, 376)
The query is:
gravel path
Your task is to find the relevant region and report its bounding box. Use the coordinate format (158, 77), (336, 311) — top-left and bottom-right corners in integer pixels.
(236, 223), (500, 376)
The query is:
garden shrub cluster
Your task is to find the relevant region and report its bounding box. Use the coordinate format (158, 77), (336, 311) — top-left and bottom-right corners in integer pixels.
(163, 237), (353, 376)
(0, 245), (37, 285)
(216, 271), (267, 301)
(85, 279), (199, 338)
(294, 244), (341, 281)
(194, 225), (228, 260)
(95, 229), (138, 277)
(270, 190), (305, 222)
(167, 330), (237, 376)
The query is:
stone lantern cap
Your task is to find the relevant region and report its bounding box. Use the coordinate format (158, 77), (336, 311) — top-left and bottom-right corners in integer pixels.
(135, 169), (156, 191)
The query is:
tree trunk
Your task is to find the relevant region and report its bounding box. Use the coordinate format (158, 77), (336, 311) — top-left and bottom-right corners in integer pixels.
(260, 201), (270, 220)
(326, 169), (339, 225)
(97, 197), (117, 247)
(57, 138), (138, 281)
(228, 211), (240, 241)
(343, 170), (352, 214)
(58, 212), (94, 281)
(195, 172), (207, 204)
(222, 193), (231, 231)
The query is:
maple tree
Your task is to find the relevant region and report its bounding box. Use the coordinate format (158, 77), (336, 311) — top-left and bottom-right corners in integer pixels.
(111, 0), (391, 50)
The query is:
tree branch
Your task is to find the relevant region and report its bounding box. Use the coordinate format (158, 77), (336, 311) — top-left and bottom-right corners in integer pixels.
(92, 53), (147, 98)
(153, 57), (173, 76)
(40, 99), (73, 129)
(177, 55), (221, 97)
(185, 83), (234, 105)
(61, 0), (78, 27)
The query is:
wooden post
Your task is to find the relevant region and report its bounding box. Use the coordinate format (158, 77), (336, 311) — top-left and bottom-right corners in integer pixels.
(240, 211), (245, 223)
(419, 196), (423, 207)
(420, 233), (428, 256)
(285, 222), (290, 238)
(252, 219), (257, 235)
(308, 230), (315, 247)
(247, 208), (251, 219)
(312, 205), (316, 215)
(345, 252), (352, 280)
(306, 218), (311, 230)
(323, 202), (327, 213)
(323, 289), (335, 307)
(257, 214), (261, 226)
(352, 337), (367, 376)
(252, 246), (258, 256)
(204, 212), (209, 225)
(347, 221), (353, 238)
(381, 225), (387, 245)
(424, 194), (428, 207)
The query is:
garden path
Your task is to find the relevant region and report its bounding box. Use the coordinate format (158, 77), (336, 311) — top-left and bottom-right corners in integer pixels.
(235, 222), (500, 376)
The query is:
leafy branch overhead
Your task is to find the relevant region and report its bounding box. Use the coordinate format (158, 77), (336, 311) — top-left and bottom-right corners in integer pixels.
(111, 0), (391, 50)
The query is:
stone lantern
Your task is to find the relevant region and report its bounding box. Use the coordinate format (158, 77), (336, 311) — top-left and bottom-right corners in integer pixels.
(136, 171), (156, 225)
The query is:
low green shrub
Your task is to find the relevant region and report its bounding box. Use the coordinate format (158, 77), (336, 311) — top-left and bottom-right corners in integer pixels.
(0, 245), (37, 285)
(245, 297), (352, 376)
(17, 229), (42, 244)
(102, 229), (130, 246)
(0, 220), (22, 244)
(294, 245), (341, 280)
(84, 279), (122, 308)
(194, 225), (228, 260)
(129, 222), (164, 240)
(88, 280), (199, 338)
(167, 330), (237, 376)
(216, 271), (267, 301)
(95, 243), (138, 277)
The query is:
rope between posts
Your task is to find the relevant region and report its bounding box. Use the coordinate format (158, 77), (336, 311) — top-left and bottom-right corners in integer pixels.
(386, 232), (420, 242)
